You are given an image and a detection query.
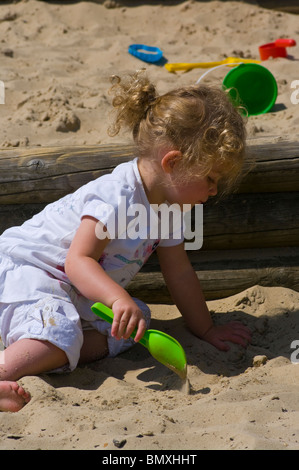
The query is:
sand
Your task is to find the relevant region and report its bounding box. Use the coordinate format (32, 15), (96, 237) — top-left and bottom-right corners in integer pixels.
(0, 0), (299, 451)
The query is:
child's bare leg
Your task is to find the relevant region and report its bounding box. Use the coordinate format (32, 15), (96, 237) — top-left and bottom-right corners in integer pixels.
(79, 329), (109, 364)
(0, 338), (68, 381)
(0, 338), (68, 412)
(0, 332), (109, 412)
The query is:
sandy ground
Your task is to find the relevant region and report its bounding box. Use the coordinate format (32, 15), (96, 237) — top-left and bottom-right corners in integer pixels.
(0, 0), (299, 450)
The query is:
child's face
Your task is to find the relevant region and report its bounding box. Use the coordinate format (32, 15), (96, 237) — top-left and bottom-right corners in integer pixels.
(159, 151), (221, 209)
(165, 169), (220, 209)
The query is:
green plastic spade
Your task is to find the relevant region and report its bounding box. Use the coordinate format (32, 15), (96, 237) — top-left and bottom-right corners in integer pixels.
(91, 302), (187, 379)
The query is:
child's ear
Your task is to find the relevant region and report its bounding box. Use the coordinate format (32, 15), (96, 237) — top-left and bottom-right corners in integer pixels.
(161, 150), (182, 174)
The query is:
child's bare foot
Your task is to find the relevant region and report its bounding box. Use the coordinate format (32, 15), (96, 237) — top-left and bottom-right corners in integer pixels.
(0, 381), (31, 412)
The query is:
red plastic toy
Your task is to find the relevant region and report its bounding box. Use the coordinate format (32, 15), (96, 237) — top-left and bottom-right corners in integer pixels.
(259, 38), (296, 60)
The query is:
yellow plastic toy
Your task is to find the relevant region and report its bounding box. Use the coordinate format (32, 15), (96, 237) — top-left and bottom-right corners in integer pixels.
(165, 57), (260, 73)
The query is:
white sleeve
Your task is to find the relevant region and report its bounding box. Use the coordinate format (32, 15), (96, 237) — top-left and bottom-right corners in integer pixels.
(79, 175), (134, 240)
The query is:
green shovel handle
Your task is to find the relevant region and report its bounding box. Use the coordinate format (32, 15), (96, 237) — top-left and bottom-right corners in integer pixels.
(91, 302), (148, 348)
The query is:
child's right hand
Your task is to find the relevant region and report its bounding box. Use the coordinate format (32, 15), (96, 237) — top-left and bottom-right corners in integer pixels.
(111, 298), (147, 343)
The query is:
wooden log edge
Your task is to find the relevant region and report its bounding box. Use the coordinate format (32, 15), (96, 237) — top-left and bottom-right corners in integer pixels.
(257, 0), (299, 14)
(128, 247), (299, 302)
(0, 139), (298, 204)
(1, 192), (299, 249)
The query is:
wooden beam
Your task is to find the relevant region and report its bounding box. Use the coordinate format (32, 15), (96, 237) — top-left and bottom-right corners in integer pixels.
(257, 0), (299, 14)
(0, 140), (298, 204)
(1, 191), (298, 249)
(201, 191), (299, 249)
(242, 140), (299, 193)
(0, 144), (134, 204)
(127, 247), (299, 302)
(1, 140), (298, 301)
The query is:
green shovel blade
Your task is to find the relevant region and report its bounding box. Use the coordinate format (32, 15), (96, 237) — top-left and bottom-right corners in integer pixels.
(91, 302), (187, 379)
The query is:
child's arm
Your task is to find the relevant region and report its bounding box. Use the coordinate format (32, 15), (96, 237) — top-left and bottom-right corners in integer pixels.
(65, 216), (146, 342)
(157, 243), (251, 351)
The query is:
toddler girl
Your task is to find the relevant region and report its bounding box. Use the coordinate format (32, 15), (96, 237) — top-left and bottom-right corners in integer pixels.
(0, 70), (251, 412)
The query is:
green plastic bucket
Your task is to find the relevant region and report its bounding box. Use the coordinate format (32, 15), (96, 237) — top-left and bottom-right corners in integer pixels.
(222, 63), (278, 116)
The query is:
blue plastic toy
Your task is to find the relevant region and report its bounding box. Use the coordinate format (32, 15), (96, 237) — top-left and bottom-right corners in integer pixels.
(128, 44), (163, 63)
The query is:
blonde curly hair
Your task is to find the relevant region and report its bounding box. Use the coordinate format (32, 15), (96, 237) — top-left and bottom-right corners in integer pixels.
(108, 70), (246, 194)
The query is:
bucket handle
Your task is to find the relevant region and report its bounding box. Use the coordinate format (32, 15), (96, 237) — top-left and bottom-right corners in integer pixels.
(195, 63), (244, 84)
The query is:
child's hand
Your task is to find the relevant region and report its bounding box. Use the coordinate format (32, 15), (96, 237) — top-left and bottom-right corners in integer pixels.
(202, 321), (252, 351)
(111, 298), (147, 343)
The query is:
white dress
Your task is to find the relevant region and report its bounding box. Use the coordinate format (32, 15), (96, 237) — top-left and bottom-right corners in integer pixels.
(0, 158), (184, 371)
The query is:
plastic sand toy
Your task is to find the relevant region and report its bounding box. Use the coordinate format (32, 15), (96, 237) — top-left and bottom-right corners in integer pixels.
(91, 302), (187, 379)
(259, 38), (296, 60)
(222, 63), (278, 115)
(128, 44), (163, 63)
(165, 56), (260, 72)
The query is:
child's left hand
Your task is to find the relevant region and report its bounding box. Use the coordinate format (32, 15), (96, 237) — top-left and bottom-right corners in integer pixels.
(202, 321), (252, 351)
